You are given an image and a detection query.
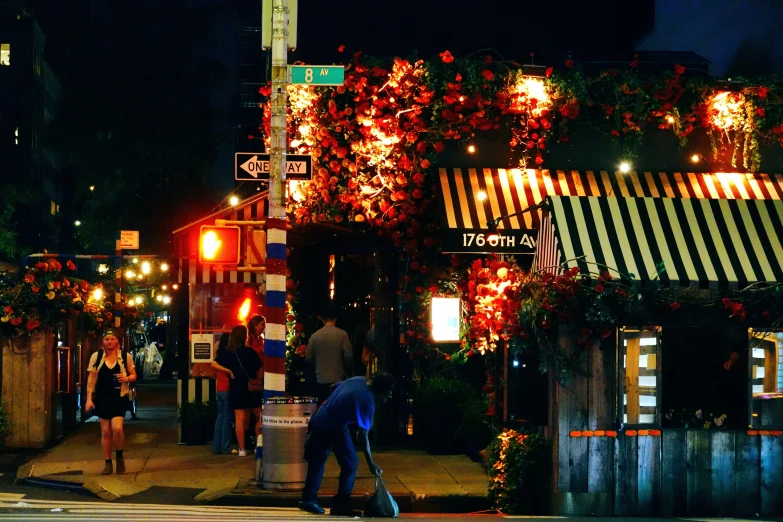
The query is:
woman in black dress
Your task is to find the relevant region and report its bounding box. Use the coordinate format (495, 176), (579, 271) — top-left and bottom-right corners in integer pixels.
(84, 329), (137, 475)
(214, 325), (262, 456)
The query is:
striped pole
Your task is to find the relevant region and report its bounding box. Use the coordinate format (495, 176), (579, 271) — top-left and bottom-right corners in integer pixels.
(263, 217), (288, 399)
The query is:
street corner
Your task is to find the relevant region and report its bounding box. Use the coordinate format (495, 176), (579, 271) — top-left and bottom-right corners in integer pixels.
(82, 477), (153, 501)
(192, 477), (241, 503)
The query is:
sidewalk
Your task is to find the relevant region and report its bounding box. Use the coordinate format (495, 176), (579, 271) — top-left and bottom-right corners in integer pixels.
(15, 381), (489, 512)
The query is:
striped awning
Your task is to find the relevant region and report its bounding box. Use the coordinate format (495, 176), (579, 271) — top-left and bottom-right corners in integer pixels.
(535, 196), (783, 288)
(437, 168), (783, 230)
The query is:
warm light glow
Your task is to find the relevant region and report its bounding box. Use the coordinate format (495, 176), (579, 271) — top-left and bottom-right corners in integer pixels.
(509, 76), (551, 116)
(160, 263), (169, 272)
(691, 154), (701, 163)
(229, 195), (239, 206)
(666, 116), (675, 124)
(125, 270), (135, 279)
(161, 284), (168, 290)
(619, 161), (631, 174)
(477, 191), (487, 201)
(162, 296), (171, 304)
(137, 274), (144, 280)
(237, 297), (252, 322)
(708, 91), (744, 131)
(172, 284), (179, 290)
(467, 145), (476, 154)
(89, 185), (95, 191)
(132, 258), (138, 264)
(141, 261), (151, 274)
(201, 230), (222, 260)
(74, 220), (81, 226)
(97, 264), (109, 274)
(156, 295), (163, 302)
(431, 297), (461, 342)
(487, 231), (500, 244)
(134, 296), (143, 305)
(92, 288), (103, 301)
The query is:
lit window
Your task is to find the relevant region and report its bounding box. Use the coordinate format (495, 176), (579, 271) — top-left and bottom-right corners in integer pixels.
(619, 327), (660, 425)
(50, 200), (56, 215)
(749, 330), (783, 428)
(0, 43), (9, 66)
(431, 297), (461, 342)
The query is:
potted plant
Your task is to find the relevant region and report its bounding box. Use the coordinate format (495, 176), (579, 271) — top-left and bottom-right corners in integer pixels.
(178, 401), (217, 445)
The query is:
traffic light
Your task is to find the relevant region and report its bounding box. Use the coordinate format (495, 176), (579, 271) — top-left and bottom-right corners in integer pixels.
(198, 225), (240, 265)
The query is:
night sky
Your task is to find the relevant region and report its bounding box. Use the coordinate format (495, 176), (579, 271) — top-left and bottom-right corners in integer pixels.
(291, 0), (654, 65)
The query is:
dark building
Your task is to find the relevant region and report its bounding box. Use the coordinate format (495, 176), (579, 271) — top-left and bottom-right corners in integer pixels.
(0, 0), (64, 255)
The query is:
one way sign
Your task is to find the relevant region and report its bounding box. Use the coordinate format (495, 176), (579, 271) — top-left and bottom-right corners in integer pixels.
(234, 153), (312, 181)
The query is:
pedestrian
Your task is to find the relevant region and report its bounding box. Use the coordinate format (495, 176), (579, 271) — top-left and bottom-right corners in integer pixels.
(214, 325), (262, 457)
(298, 372), (396, 517)
(305, 310), (352, 405)
(210, 333), (234, 455)
(84, 329), (137, 475)
(246, 314), (266, 442)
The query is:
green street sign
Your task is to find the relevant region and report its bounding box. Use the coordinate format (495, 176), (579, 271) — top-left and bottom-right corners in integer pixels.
(290, 65), (345, 86)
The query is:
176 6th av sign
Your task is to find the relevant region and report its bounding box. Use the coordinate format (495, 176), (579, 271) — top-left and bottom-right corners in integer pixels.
(441, 228), (537, 254)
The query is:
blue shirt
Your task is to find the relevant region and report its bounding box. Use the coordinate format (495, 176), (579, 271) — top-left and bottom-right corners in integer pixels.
(309, 377), (375, 431)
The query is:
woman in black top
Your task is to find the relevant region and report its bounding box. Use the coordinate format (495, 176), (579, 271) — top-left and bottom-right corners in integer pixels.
(214, 325), (262, 456)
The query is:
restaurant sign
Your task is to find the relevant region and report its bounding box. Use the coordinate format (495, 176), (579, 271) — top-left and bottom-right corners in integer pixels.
(441, 228), (537, 254)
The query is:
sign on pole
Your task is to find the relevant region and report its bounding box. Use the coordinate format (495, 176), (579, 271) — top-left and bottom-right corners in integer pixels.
(119, 230), (139, 249)
(440, 228), (538, 254)
(235, 153), (311, 181)
(261, 0), (297, 50)
(290, 65), (345, 86)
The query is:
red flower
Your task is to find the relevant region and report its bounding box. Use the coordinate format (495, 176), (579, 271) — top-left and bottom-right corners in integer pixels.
(420, 159), (431, 169)
(31, 286), (39, 294)
(337, 44), (345, 52)
(66, 260), (76, 271)
(428, 285), (439, 294)
(595, 284), (604, 293)
(565, 59), (575, 69)
(24, 274), (34, 283)
(26, 319), (40, 331)
(3, 306), (11, 314)
(673, 64), (685, 75)
(433, 142), (445, 152)
(483, 55), (493, 64)
(756, 107), (766, 117)
(545, 66), (554, 78)
(439, 50), (455, 63)
(669, 302), (681, 311)
(415, 286), (424, 293)
(629, 54), (640, 68)
(34, 262), (48, 272)
(286, 279), (295, 289)
(287, 314), (296, 322)
(481, 69), (494, 80)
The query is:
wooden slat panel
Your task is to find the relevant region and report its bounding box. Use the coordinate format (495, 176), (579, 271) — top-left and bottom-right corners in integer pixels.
(588, 436), (614, 497)
(686, 430), (712, 516)
(661, 430), (687, 516)
(625, 338), (640, 424)
(711, 431), (736, 516)
(735, 431), (760, 517)
(11, 335), (29, 446)
(637, 435), (660, 515)
(589, 338), (614, 428)
(556, 327), (589, 494)
(761, 435), (783, 515)
(614, 435), (638, 515)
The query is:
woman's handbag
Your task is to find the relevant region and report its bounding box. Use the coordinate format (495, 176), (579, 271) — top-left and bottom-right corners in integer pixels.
(235, 351), (264, 392)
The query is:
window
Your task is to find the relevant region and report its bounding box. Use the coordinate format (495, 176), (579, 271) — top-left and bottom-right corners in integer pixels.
(619, 327), (661, 426)
(749, 330), (783, 428)
(0, 43), (9, 66)
(50, 200), (56, 216)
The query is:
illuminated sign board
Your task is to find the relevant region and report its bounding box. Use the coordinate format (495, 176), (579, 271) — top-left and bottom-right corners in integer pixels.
(431, 297), (461, 342)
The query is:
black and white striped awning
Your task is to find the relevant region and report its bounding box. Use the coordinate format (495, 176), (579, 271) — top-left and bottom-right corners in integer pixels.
(534, 196), (783, 288)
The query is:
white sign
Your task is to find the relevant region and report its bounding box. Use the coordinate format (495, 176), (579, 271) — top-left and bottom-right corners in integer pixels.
(119, 230), (139, 249)
(262, 415), (310, 428)
(235, 153), (311, 180)
(190, 333), (214, 364)
(431, 297), (461, 342)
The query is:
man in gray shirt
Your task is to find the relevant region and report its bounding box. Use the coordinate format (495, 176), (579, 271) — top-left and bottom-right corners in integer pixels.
(306, 310), (352, 404)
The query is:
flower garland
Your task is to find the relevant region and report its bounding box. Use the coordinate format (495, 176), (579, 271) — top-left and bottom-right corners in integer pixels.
(258, 48), (783, 364)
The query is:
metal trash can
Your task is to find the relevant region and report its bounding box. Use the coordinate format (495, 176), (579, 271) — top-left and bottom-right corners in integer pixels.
(262, 396), (318, 491)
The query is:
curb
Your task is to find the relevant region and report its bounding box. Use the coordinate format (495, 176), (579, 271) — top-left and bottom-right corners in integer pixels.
(213, 490), (489, 513)
(18, 476), (93, 496)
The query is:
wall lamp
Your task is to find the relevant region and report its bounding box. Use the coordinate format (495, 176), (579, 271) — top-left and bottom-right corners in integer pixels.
(690, 153), (712, 171)
(486, 201), (548, 241)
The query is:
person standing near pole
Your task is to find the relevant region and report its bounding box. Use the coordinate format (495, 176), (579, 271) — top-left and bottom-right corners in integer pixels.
(306, 310), (353, 405)
(84, 329), (137, 475)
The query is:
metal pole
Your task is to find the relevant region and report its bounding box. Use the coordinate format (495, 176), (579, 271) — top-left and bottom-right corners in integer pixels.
(261, 0), (289, 482)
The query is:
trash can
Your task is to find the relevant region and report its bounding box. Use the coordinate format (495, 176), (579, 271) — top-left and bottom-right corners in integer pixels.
(262, 396), (318, 491)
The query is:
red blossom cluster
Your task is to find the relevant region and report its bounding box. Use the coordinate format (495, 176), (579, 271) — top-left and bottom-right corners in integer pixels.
(722, 297), (747, 321)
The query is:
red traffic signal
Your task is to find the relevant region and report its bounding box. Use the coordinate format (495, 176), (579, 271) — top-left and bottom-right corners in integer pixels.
(198, 225), (240, 265)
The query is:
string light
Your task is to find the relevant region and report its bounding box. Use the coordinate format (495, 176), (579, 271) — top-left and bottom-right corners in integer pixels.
(619, 161), (631, 174)
(229, 195), (239, 206)
(467, 144), (476, 154)
(477, 191), (487, 201)
(141, 261), (151, 275)
(666, 116), (675, 124)
(160, 263), (169, 272)
(125, 270), (135, 279)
